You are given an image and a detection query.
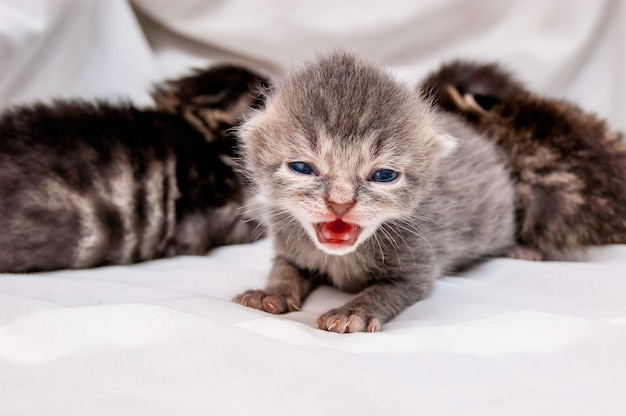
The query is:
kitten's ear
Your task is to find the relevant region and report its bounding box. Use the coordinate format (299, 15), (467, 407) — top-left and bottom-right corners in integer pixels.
(235, 110), (279, 174)
(237, 96), (279, 145)
(151, 84), (181, 113)
(431, 131), (458, 159)
(237, 110), (268, 148)
(237, 111), (260, 140)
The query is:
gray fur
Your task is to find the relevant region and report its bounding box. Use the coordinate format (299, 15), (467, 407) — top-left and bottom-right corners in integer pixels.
(233, 52), (516, 332)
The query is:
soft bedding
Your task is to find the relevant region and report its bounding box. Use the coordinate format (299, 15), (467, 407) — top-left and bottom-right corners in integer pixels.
(1, 1), (625, 415)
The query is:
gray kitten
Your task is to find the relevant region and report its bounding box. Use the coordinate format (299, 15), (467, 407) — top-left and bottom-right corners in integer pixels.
(233, 52), (516, 333)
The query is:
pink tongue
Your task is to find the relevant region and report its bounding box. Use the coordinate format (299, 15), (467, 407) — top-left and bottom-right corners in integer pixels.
(320, 220), (357, 242)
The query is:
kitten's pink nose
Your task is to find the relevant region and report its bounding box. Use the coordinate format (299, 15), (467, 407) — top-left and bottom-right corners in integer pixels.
(327, 200), (354, 217)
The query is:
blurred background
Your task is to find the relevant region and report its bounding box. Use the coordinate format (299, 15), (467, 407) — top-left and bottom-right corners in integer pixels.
(1, 0), (624, 129)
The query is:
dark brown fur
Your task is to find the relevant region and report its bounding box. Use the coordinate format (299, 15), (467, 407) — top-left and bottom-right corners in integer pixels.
(151, 64), (269, 144)
(0, 64), (268, 273)
(421, 60), (626, 258)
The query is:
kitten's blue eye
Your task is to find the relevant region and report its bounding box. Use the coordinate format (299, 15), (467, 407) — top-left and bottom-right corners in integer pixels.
(369, 169), (399, 183)
(288, 162), (316, 176)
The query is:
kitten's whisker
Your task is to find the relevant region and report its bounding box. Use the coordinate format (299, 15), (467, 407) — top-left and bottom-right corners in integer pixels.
(270, 216), (295, 231)
(242, 209), (290, 224)
(236, 201), (268, 214)
(285, 224), (304, 247)
(397, 219), (438, 233)
(396, 221), (439, 245)
(237, 199), (267, 208)
(391, 220), (434, 255)
(383, 223), (416, 266)
(237, 207), (267, 217)
(414, 214), (441, 227)
(241, 206), (292, 223)
(372, 232), (385, 264)
(250, 219), (267, 238)
(379, 224), (403, 266)
(271, 216), (299, 237)
(251, 231), (265, 243)
(237, 202), (282, 213)
(379, 224), (398, 246)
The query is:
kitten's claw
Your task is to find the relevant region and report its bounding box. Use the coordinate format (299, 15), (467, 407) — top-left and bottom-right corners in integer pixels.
(365, 319), (381, 333)
(287, 298), (300, 311)
(317, 308), (382, 333)
(233, 289), (301, 314)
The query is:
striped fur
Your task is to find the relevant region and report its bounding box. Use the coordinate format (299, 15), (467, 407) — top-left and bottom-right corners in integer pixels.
(0, 64), (268, 272)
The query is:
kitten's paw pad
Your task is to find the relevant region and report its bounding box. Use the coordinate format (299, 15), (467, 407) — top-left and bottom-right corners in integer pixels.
(233, 290), (300, 314)
(317, 309), (381, 333)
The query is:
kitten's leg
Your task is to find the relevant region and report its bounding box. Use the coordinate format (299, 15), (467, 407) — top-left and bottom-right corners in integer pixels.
(317, 277), (434, 333)
(233, 256), (315, 314)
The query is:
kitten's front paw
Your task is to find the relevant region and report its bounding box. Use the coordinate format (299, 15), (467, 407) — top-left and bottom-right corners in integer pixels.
(233, 290), (301, 314)
(317, 308), (381, 333)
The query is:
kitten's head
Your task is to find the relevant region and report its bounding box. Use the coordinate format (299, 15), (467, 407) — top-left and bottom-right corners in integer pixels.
(151, 64), (269, 140)
(239, 52), (456, 255)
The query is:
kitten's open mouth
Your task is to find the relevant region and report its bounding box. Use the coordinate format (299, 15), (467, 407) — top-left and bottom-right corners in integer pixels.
(315, 219), (362, 247)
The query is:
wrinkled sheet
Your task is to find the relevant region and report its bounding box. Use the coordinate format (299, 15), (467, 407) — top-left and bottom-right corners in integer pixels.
(1, 1), (625, 415)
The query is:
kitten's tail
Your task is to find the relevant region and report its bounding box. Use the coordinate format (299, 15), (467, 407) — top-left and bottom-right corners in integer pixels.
(419, 60), (524, 118)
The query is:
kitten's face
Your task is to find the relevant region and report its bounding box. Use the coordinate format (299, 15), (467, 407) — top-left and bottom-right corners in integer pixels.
(240, 54), (456, 255)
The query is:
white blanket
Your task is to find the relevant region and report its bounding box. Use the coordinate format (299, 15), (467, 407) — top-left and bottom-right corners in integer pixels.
(1, 1), (625, 415)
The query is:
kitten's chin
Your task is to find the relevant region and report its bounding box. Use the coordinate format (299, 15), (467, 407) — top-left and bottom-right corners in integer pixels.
(313, 220), (363, 255)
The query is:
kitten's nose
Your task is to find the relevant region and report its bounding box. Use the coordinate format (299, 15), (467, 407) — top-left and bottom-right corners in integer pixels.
(327, 200), (354, 217)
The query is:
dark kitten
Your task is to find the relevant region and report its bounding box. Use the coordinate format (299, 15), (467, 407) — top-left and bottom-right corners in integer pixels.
(0, 64), (268, 273)
(421, 60), (626, 260)
(233, 52), (515, 333)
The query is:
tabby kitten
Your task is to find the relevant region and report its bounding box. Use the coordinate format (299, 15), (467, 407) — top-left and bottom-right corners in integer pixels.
(421, 60), (626, 260)
(0, 64), (267, 273)
(233, 52), (516, 333)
